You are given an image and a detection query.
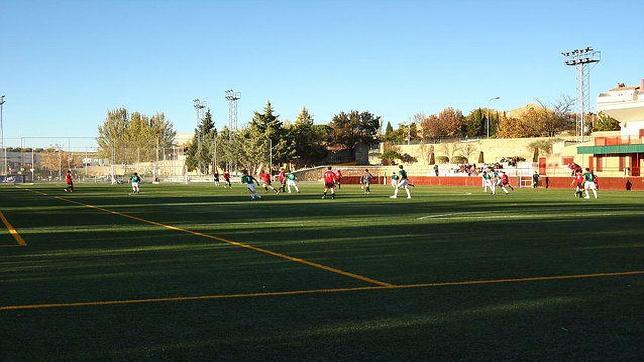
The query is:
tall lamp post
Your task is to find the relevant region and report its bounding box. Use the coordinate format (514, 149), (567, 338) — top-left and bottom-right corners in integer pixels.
(486, 96), (500, 138)
(562, 47), (601, 142)
(193, 98), (206, 174)
(0, 95), (6, 176)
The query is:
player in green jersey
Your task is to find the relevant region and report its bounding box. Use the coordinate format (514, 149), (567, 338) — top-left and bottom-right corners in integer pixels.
(390, 165), (411, 199)
(129, 172), (141, 194)
(240, 170), (261, 200)
(583, 168), (598, 199)
(285, 172), (300, 193)
(390, 172), (399, 189)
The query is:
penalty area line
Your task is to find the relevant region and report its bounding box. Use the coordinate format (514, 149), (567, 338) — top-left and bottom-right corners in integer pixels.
(2, 270), (642, 311)
(16, 186), (392, 288)
(0, 211), (26, 246)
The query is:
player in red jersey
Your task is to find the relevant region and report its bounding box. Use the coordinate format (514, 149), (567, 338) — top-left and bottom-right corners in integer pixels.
(571, 170), (584, 198)
(499, 171), (513, 194)
(335, 170), (342, 189)
(259, 170), (279, 193)
(64, 170), (74, 192)
(277, 167), (287, 193)
(322, 166), (338, 199)
(223, 170), (231, 188)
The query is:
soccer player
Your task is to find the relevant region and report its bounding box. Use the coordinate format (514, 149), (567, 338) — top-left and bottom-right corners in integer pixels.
(489, 169), (498, 195)
(390, 172), (399, 189)
(583, 168), (598, 199)
(130, 172), (141, 194)
(322, 166), (337, 199)
(63, 170), (74, 192)
(259, 169), (279, 193)
(499, 171), (512, 194)
(223, 170), (232, 188)
(571, 170), (585, 198)
(286, 171), (300, 193)
(213, 170), (220, 187)
(278, 167), (287, 193)
(390, 165), (411, 199)
(335, 170), (343, 189)
(532, 171), (540, 188)
(481, 170), (492, 193)
(361, 169), (374, 194)
(241, 170), (261, 200)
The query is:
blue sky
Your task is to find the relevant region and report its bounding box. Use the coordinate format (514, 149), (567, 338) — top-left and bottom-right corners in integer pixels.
(1, 0), (643, 145)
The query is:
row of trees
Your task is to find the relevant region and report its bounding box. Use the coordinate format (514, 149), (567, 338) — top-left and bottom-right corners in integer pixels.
(383, 107), (503, 143)
(184, 103), (382, 173)
(97, 108), (176, 164)
(383, 101), (619, 143)
(95, 100), (620, 173)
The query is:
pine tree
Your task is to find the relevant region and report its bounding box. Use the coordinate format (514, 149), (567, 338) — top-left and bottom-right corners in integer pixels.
(186, 109), (217, 173)
(385, 121), (394, 139)
(248, 101), (294, 167)
(291, 107), (326, 167)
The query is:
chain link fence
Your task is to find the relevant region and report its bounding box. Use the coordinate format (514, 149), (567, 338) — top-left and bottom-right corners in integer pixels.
(0, 137), (192, 183)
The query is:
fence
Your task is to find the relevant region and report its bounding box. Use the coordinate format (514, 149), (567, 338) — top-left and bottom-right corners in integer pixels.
(0, 137), (191, 183)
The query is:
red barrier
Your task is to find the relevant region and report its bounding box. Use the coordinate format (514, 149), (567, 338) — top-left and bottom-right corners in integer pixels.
(338, 175), (643, 191)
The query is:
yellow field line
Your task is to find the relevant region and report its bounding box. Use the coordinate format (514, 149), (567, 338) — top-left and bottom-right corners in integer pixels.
(0, 211), (26, 247)
(2, 270), (642, 311)
(19, 187), (392, 287)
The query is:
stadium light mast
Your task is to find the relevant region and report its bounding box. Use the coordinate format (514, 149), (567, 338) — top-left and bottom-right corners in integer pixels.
(225, 89), (241, 134)
(193, 98), (207, 174)
(562, 47), (601, 142)
(0, 95), (5, 176)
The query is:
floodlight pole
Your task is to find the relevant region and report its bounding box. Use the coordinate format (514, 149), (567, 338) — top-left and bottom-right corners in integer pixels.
(486, 96), (500, 138)
(225, 89), (241, 133)
(193, 98), (206, 174)
(0, 95), (5, 176)
(562, 47), (601, 142)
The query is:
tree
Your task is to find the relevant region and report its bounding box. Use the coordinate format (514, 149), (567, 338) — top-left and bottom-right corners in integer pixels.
(419, 108), (466, 140)
(419, 144), (435, 165)
(527, 139), (558, 162)
(593, 111), (620, 131)
(97, 108), (176, 165)
(185, 109), (217, 173)
(379, 142), (417, 165)
(438, 107), (466, 138)
(384, 121), (395, 141)
(97, 108), (129, 164)
(420, 114), (441, 140)
(464, 108), (485, 138)
(497, 104), (571, 138)
(329, 110), (381, 150)
(291, 107), (327, 167)
(248, 101), (295, 167)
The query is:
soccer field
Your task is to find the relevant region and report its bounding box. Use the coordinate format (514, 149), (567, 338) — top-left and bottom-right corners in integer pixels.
(1, 183), (643, 360)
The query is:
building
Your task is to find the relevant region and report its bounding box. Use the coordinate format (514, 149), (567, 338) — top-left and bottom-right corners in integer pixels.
(577, 79), (644, 176)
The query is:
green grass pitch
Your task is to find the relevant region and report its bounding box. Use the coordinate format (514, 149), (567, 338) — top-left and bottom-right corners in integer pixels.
(1, 183), (643, 360)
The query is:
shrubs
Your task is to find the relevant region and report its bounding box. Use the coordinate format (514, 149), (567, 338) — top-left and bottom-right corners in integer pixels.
(436, 156), (449, 164)
(452, 155), (468, 164)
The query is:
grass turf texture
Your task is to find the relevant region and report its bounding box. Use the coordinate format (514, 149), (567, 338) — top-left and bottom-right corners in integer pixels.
(1, 183), (642, 360)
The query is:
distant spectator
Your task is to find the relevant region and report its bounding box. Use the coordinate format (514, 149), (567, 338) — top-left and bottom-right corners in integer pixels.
(433, 164), (439, 176)
(626, 179), (632, 191)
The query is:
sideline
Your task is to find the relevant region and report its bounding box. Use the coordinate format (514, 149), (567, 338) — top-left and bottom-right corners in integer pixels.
(2, 270), (642, 311)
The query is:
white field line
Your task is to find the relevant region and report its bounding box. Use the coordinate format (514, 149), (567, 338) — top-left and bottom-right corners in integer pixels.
(417, 211), (625, 220)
